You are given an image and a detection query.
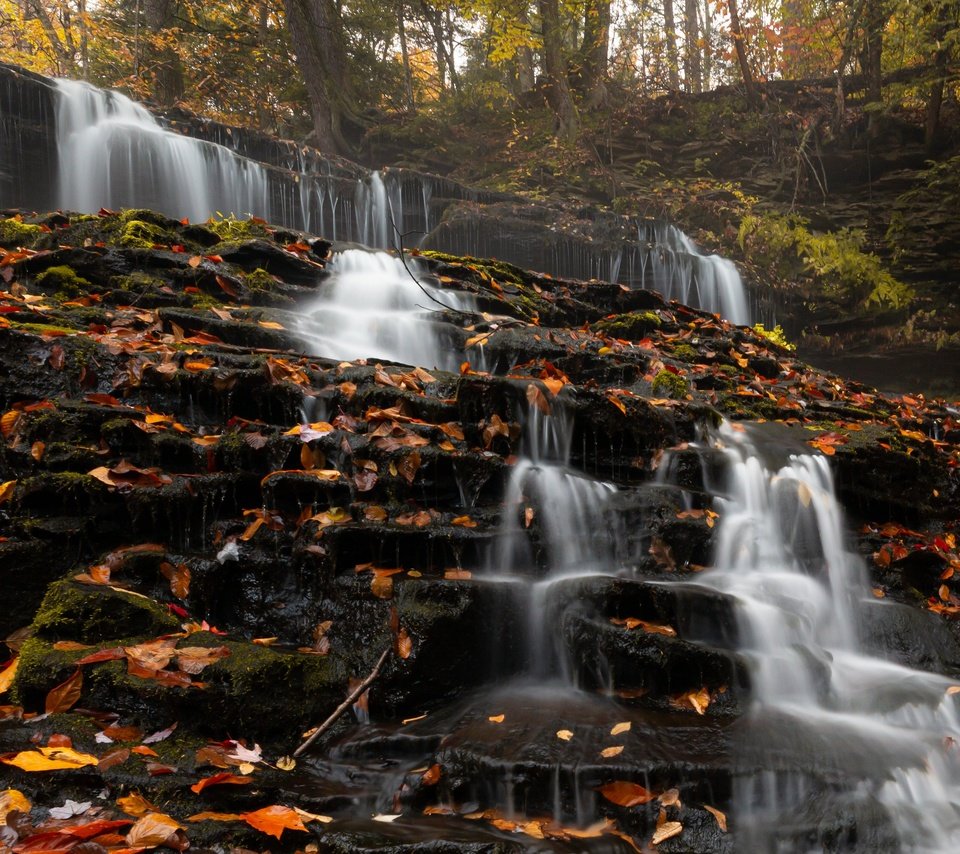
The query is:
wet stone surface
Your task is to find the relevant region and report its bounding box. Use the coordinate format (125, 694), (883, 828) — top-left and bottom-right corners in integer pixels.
(0, 210), (958, 851)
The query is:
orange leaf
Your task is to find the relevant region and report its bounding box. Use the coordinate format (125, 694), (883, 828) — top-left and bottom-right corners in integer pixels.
(598, 781), (655, 807)
(190, 772), (255, 794)
(45, 668), (82, 714)
(704, 804), (727, 832)
(0, 658), (18, 694)
(116, 792), (160, 817)
(188, 811), (243, 822)
(371, 575), (394, 599)
(444, 569), (472, 580)
(160, 562), (191, 599)
(396, 627), (413, 659)
(1, 410), (21, 437)
(651, 821), (683, 844)
(240, 805), (307, 839)
(421, 764), (441, 786)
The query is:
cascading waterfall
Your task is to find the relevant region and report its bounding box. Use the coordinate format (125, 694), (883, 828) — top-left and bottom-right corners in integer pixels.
(488, 393), (620, 679)
(298, 248), (475, 371)
(55, 78), (272, 224)
(636, 222), (750, 326)
(699, 421), (960, 851)
(2, 73), (756, 325)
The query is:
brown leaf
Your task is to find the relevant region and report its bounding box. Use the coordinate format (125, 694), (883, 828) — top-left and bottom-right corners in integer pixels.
(651, 821), (683, 844)
(526, 383), (551, 415)
(45, 668), (82, 714)
(160, 562), (191, 599)
(704, 804), (727, 832)
(176, 645), (230, 674)
(421, 764), (441, 786)
(126, 811), (183, 846)
(396, 627), (413, 659)
(371, 575), (394, 599)
(116, 792), (160, 817)
(397, 451), (421, 484)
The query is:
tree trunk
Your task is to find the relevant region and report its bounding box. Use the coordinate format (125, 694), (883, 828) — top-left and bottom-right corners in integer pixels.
(516, 5), (536, 94)
(580, 0), (611, 104)
(143, 0), (184, 105)
(702, 0), (712, 88)
(663, 0), (680, 89)
(864, 0), (885, 105)
(539, 0), (579, 142)
(283, 0), (354, 154)
(924, 0), (955, 153)
(728, 0), (757, 109)
(397, 1), (415, 112)
(683, 0), (701, 92)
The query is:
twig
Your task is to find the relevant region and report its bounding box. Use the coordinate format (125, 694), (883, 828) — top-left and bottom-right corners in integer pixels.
(292, 646), (391, 758)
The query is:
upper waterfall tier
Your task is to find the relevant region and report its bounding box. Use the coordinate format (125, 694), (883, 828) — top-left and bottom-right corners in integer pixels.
(0, 64), (753, 325)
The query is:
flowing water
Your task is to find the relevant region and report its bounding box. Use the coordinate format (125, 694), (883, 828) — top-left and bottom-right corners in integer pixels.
(3, 72), (755, 324)
(487, 397), (621, 680)
(693, 421), (960, 851)
(298, 248), (476, 370)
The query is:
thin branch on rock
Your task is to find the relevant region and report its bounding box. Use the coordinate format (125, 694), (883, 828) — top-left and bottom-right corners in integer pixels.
(293, 646), (391, 758)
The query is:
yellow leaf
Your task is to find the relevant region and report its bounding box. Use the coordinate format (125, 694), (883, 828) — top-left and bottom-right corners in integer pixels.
(0, 789), (31, 825)
(0, 480), (16, 505)
(0, 658), (18, 694)
(610, 721), (631, 736)
(651, 821), (683, 844)
(704, 804), (727, 832)
(276, 756), (296, 772)
(600, 745), (624, 758)
(556, 729), (573, 741)
(116, 792), (160, 817)
(1, 746), (99, 771)
(258, 320), (285, 330)
(488, 714), (505, 723)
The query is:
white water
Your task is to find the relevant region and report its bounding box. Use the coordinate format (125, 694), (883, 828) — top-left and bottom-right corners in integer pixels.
(488, 395), (620, 678)
(299, 248), (475, 370)
(701, 422), (960, 851)
(56, 78), (272, 223)
(636, 222), (750, 325)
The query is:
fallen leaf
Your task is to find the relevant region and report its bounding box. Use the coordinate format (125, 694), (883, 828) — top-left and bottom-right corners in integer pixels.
(276, 756), (296, 772)
(48, 798), (92, 819)
(600, 745), (624, 758)
(421, 764), (441, 786)
(488, 714), (505, 723)
(117, 792), (160, 817)
(610, 721), (631, 736)
(45, 668), (82, 714)
(0, 788), (30, 825)
(191, 772), (255, 793)
(240, 804), (308, 839)
(704, 804), (727, 832)
(1, 746), (98, 771)
(651, 821), (683, 844)
(598, 781), (655, 807)
(0, 658), (18, 694)
(188, 811), (243, 822)
(556, 729), (574, 741)
(126, 811), (184, 846)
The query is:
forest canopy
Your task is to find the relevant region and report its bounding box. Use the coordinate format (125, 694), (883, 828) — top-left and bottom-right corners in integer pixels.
(1, 0), (957, 156)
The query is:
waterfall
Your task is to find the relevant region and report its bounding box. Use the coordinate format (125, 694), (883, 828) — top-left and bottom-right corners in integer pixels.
(55, 78), (272, 224)
(298, 248), (475, 371)
(699, 421), (960, 850)
(636, 222), (750, 325)
(488, 392), (620, 679)
(4, 72), (754, 323)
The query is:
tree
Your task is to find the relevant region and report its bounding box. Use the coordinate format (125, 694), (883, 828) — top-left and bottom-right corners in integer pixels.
(282, 0), (356, 153)
(539, 0), (579, 142)
(662, 0), (680, 89)
(683, 0), (700, 92)
(727, 0), (757, 109)
(143, 0), (183, 105)
(580, 0), (611, 105)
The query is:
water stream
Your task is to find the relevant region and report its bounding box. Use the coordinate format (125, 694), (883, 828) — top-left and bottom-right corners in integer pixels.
(693, 421), (960, 851)
(2, 72), (756, 324)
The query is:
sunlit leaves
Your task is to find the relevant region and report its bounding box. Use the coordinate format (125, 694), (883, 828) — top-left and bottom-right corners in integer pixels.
(1, 746), (99, 771)
(598, 781), (655, 807)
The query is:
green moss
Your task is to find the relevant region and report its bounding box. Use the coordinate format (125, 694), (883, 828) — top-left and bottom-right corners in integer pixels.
(9, 320), (82, 336)
(593, 311), (662, 340)
(651, 370), (689, 399)
(35, 265), (93, 297)
(31, 579), (179, 644)
(672, 343), (698, 362)
(206, 215), (269, 242)
(191, 291), (223, 309)
(109, 271), (165, 293)
(243, 268), (276, 291)
(119, 219), (171, 249)
(0, 217), (43, 247)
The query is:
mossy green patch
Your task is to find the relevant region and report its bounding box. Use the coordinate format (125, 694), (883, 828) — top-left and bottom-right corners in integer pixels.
(672, 343), (698, 362)
(31, 579), (179, 644)
(35, 265), (93, 297)
(594, 311), (662, 340)
(651, 370), (689, 398)
(0, 217), (43, 247)
(206, 215), (270, 242)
